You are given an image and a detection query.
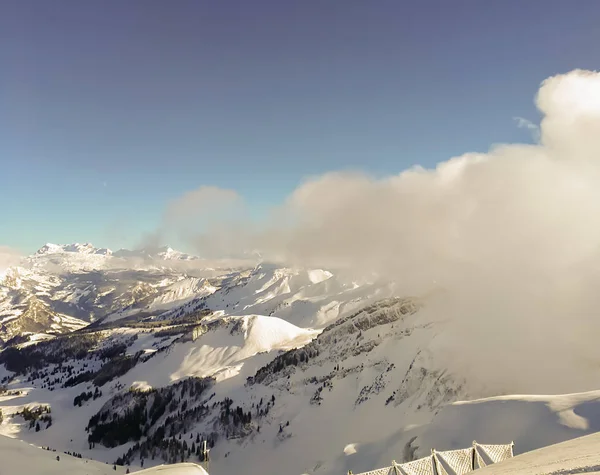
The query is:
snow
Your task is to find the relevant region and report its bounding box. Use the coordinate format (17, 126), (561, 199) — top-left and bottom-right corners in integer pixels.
(307, 269), (333, 284)
(136, 464), (209, 474)
(17, 333), (56, 347)
(0, 434), (211, 474)
(130, 381), (153, 392)
(122, 315), (319, 386)
(35, 243), (113, 257)
(476, 431), (600, 474)
(21, 242), (212, 274)
(156, 264), (393, 329)
(5, 247), (600, 475)
(415, 390), (600, 458)
(146, 277), (216, 312)
(36, 243), (67, 255)
(344, 443), (359, 455)
(0, 433), (130, 474)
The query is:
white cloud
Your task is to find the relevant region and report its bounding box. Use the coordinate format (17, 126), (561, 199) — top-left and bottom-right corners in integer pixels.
(0, 246), (23, 275)
(165, 186), (241, 225)
(514, 116), (540, 140)
(183, 69), (600, 394)
(139, 186), (243, 252)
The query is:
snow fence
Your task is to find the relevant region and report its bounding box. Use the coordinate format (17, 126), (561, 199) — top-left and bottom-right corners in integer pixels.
(348, 441), (513, 475)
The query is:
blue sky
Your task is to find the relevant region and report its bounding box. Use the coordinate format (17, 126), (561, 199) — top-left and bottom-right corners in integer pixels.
(2, 0), (600, 253)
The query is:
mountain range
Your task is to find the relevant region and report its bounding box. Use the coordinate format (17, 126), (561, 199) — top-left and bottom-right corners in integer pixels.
(0, 243), (599, 474)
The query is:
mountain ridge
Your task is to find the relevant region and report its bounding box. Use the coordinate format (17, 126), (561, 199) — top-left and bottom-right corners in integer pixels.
(1, 244), (600, 475)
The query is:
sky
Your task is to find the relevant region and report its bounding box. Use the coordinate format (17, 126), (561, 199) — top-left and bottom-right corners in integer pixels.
(2, 0), (600, 254)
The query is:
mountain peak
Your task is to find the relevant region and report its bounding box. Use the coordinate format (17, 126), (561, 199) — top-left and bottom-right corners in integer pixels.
(35, 243), (62, 255)
(32, 243), (199, 263)
(35, 243), (112, 256)
(112, 245), (198, 261)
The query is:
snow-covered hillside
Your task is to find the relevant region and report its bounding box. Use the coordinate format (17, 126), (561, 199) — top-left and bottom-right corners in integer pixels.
(0, 433), (211, 474)
(3, 295), (600, 475)
(0, 265), (197, 342)
(0, 297), (461, 475)
(2, 243), (600, 475)
(0, 433), (130, 474)
(0, 242), (235, 342)
(416, 390), (600, 458)
(476, 431), (600, 474)
(0, 268), (89, 341)
(2, 244), (385, 343)
(152, 263), (395, 329)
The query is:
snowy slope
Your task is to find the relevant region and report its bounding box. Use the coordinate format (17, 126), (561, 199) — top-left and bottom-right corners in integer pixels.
(121, 314), (319, 386)
(0, 433), (212, 474)
(476, 431), (600, 474)
(0, 277), (88, 342)
(0, 262), (224, 341)
(154, 263), (394, 330)
(137, 464), (209, 474)
(336, 390), (600, 475)
(1, 243), (388, 342)
(0, 313), (318, 465)
(2, 289), (600, 475)
(0, 433), (130, 474)
(415, 390), (600, 457)
(102, 276), (218, 324)
(4, 244), (600, 475)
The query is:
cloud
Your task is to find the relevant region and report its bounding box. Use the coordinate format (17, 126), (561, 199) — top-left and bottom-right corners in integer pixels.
(0, 246), (23, 275)
(139, 186), (243, 251)
(181, 69), (600, 394)
(164, 186), (241, 226)
(513, 116), (540, 140)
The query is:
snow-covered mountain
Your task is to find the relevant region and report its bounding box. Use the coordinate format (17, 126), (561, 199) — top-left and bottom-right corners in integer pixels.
(34, 242), (196, 260)
(36, 243), (113, 256)
(1, 243), (600, 475)
(0, 244), (393, 343)
(0, 244), (244, 343)
(26, 243), (204, 274)
(112, 246), (200, 262)
(0, 264), (210, 343)
(2, 289), (599, 475)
